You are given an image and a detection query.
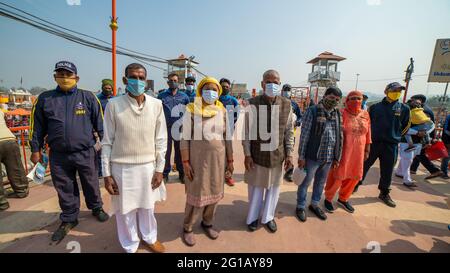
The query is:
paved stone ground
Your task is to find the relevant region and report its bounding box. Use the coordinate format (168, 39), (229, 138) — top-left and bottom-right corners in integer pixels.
(1, 131), (449, 253)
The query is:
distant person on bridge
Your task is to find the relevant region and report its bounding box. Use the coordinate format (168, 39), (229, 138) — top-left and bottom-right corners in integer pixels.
(30, 61), (109, 243)
(0, 110), (29, 211)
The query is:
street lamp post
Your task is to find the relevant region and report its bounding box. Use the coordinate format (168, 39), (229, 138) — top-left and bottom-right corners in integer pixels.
(355, 73), (360, 90)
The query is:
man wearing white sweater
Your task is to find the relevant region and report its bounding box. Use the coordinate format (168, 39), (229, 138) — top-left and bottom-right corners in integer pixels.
(101, 63), (168, 253)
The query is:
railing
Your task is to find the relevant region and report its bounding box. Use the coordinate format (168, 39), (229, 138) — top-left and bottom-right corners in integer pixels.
(308, 70), (341, 82)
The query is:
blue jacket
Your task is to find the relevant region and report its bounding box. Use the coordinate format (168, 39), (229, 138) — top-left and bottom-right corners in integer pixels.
(30, 86), (103, 153)
(219, 94), (240, 125)
(369, 98), (410, 144)
(291, 100), (302, 127)
(182, 89), (197, 103)
(97, 92), (112, 112)
(157, 89), (190, 127)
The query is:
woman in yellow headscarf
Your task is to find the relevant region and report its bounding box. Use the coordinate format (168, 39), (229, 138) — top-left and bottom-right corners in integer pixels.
(180, 77), (234, 247)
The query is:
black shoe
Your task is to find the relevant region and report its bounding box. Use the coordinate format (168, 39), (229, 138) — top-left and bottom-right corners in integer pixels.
(324, 199), (335, 213)
(295, 208), (307, 222)
(264, 220), (277, 233)
(308, 205), (327, 220)
(247, 220), (258, 232)
(51, 220), (78, 242)
(92, 207), (109, 222)
(441, 174), (450, 180)
(378, 193), (396, 208)
(403, 182), (418, 188)
(163, 176), (169, 183)
(337, 199), (355, 213)
(0, 202), (9, 211)
(179, 174), (185, 184)
(284, 168), (294, 182)
(353, 182), (362, 193)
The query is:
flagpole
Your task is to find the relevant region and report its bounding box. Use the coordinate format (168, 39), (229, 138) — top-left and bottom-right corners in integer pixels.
(110, 0), (118, 96)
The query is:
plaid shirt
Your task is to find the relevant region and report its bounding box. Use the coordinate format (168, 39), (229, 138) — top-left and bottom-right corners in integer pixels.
(298, 107), (337, 163)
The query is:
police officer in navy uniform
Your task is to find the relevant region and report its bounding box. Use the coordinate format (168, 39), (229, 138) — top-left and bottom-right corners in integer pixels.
(356, 82), (410, 208)
(30, 61), (109, 242)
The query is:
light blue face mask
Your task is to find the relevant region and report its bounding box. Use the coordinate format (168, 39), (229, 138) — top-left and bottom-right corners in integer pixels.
(202, 89), (219, 104)
(126, 78), (146, 96)
(265, 83), (281, 97)
(186, 85), (195, 92)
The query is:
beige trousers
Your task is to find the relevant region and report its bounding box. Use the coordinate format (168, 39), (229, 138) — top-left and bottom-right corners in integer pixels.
(183, 202), (218, 232)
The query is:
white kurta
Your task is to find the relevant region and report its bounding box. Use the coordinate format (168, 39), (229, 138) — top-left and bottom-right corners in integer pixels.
(110, 162), (166, 215)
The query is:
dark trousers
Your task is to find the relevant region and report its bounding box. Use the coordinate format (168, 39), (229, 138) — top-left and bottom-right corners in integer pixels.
(0, 140), (29, 206)
(360, 142), (398, 194)
(96, 150), (102, 177)
(410, 148), (440, 174)
(49, 148), (103, 222)
(163, 125), (184, 178)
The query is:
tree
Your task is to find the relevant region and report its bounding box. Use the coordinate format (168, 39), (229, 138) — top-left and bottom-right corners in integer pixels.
(0, 86), (8, 93)
(29, 86), (47, 95)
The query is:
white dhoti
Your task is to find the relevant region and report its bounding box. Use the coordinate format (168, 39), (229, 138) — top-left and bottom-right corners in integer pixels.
(395, 143), (422, 185)
(110, 162), (166, 253)
(246, 184), (280, 225)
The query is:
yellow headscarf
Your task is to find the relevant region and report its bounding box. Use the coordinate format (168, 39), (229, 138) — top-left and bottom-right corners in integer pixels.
(186, 76), (224, 117)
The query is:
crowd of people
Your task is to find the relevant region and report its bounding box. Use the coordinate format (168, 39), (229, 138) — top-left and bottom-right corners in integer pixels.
(0, 60), (449, 253)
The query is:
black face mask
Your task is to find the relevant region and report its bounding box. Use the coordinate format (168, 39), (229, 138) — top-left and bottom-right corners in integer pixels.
(102, 89), (113, 97)
(222, 88), (230, 95)
(168, 81), (178, 90)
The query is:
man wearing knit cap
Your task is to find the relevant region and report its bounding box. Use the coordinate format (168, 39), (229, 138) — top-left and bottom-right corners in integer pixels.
(96, 79), (115, 177)
(97, 79), (115, 112)
(102, 63), (167, 253)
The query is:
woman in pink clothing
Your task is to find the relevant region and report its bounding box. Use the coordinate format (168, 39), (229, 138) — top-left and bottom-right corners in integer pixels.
(324, 90), (371, 213)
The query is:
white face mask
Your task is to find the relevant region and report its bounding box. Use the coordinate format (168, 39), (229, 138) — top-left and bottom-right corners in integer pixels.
(186, 85), (195, 92)
(265, 83), (281, 97)
(202, 89), (219, 104)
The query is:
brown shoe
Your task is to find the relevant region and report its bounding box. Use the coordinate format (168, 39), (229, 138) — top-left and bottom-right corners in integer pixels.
(201, 221), (219, 240)
(426, 171), (444, 180)
(145, 240), (165, 253)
